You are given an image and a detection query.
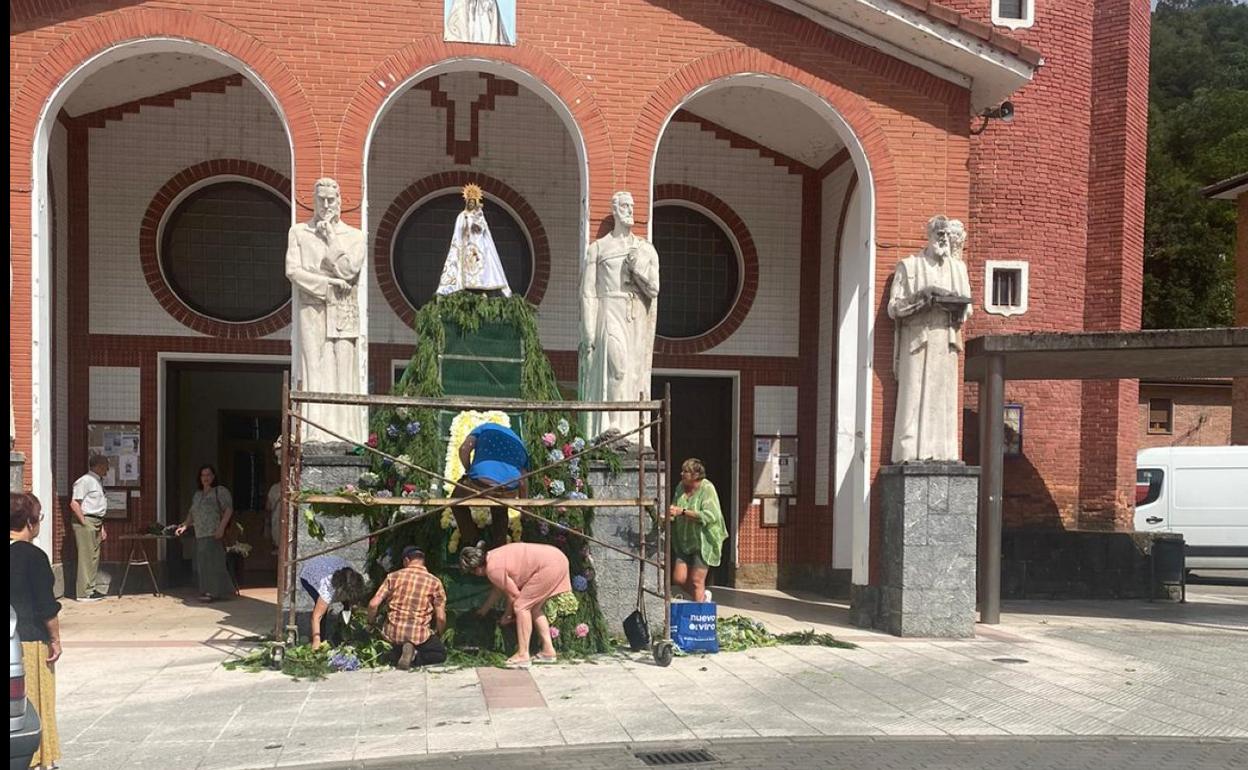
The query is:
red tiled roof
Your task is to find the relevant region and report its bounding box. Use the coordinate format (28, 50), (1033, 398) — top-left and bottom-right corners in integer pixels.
(893, 0), (1044, 67)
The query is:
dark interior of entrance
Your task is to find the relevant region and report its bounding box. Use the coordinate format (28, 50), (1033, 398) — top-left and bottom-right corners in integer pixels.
(652, 374), (736, 587)
(164, 363), (285, 589)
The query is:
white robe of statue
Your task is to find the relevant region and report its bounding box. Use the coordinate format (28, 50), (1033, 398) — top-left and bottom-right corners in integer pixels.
(579, 193), (660, 447)
(887, 217), (972, 463)
(445, 0), (511, 45)
(436, 206), (512, 297)
(285, 181), (367, 444)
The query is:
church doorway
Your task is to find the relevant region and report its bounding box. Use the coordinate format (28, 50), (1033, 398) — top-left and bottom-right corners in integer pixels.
(652, 372), (738, 588)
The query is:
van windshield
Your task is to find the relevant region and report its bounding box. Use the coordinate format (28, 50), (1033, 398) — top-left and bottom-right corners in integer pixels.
(1136, 468), (1163, 506)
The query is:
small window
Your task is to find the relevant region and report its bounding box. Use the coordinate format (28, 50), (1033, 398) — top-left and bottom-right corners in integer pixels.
(992, 0), (1034, 29)
(984, 261), (1029, 317)
(1148, 398), (1173, 435)
(1136, 468), (1164, 507)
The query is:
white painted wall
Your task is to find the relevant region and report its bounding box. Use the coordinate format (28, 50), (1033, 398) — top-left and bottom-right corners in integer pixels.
(816, 165), (854, 507)
(366, 72), (582, 349)
(87, 84), (291, 338)
(834, 184), (864, 571)
(654, 121), (804, 358)
(52, 122), (70, 496)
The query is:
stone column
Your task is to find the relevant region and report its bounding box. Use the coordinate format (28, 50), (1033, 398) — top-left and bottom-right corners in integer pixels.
(292, 443), (371, 640)
(852, 464), (980, 638)
(586, 459), (665, 635)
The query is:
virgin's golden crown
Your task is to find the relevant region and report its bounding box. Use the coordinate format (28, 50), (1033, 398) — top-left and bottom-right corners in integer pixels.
(461, 184), (484, 204)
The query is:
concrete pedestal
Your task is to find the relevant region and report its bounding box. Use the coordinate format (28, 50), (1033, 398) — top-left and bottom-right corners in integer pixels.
(587, 459), (666, 635)
(292, 443), (371, 640)
(852, 463), (980, 638)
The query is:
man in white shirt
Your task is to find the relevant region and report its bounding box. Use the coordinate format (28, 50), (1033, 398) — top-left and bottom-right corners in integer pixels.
(70, 454), (110, 601)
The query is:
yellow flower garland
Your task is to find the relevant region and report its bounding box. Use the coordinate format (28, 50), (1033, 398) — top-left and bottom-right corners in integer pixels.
(442, 410), (522, 552)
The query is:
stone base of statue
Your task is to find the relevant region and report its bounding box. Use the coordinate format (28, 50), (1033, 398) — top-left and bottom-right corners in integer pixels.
(850, 463), (979, 638)
(293, 442), (370, 642)
(587, 459), (666, 635)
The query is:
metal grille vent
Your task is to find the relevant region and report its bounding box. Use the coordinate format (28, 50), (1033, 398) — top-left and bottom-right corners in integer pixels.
(635, 748), (717, 766)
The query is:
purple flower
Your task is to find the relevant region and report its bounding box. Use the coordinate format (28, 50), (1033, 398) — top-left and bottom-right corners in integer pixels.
(376, 490), (394, 498)
(547, 449), (564, 464)
(329, 652), (360, 671)
(386, 424), (400, 439)
(572, 574), (589, 592)
(406, 421), (421, 436)
(572, 437), (586, 452)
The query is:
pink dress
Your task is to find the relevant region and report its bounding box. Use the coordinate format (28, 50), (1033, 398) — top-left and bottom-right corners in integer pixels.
(485, 543), (572, 613)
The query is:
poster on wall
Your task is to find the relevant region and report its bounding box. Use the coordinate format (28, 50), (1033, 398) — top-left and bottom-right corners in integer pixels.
(444, 0), (515, 45)
(87, 422), (140, 489)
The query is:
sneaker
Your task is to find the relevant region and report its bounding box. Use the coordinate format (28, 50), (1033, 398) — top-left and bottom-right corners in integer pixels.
(89, 591), (108, 600)
(77, 595), (101, 603)
(397, 642), (416, 671)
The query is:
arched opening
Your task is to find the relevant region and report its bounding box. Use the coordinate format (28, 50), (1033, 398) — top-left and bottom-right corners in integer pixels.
(362, 58), (589, 391)
(649, 74), (876, 591)
(29, 40), (296, 589)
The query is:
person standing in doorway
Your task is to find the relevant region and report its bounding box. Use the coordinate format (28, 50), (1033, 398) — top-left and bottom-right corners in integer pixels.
(69, 454), (109, 601)
(175, 465), (236, 602)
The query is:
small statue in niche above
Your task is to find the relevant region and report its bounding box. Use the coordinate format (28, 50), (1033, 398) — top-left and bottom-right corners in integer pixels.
(436, 184), (513, 298)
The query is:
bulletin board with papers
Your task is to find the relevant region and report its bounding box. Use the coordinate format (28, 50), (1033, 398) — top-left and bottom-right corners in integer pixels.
(87, 422), (142, 489)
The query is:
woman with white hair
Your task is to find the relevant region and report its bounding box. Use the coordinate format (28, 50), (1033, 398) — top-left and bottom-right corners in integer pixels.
(667, 458), (728, 602)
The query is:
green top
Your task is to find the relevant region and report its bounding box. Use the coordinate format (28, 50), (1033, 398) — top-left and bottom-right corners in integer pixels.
(190, 486), (233, 539)
(671, 479), (728, 568)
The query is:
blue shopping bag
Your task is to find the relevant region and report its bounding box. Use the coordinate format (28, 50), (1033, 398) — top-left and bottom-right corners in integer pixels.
(670, 601), (719, 653)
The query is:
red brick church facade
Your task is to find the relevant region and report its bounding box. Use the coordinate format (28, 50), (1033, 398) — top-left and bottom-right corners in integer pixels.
(10, 0), (1150, 590)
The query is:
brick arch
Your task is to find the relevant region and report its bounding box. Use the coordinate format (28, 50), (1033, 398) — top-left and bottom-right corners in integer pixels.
(9, 7), (319, 190)
(374, 172), (551, 327)
(623, 47), (899, 241)
(140, 161), (294, 338)
(336, 39), (614, 219)
(652, 185), (759, 355)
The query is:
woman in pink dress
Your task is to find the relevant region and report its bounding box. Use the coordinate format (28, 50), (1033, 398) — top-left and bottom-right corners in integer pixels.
(461, 542), (572, 668)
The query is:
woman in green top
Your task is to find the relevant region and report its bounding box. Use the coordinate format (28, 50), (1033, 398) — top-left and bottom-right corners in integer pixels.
(175, 465), (236, 602)
(667, 458), (728, 602)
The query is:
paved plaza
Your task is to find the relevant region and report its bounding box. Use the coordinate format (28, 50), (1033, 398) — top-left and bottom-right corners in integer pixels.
(52, 577), (1248, 769)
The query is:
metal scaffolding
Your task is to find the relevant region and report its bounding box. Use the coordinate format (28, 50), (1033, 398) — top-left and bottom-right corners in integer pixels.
(273, 373), (677, 665)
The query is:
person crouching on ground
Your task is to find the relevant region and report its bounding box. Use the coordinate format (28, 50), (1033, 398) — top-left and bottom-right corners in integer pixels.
(460, 542), (572, 669)
(297, 554), (369, 649)
(451, 422), (529, 550)
(667, 458), (728, 602)
(367, 546), (447, 670)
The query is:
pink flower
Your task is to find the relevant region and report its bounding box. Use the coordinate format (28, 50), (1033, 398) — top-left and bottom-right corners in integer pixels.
(542, 432), (557, 447)
(562, 443), (574, 458)
(575, 623), (589, 638)
(367, 433), (378, 447)
(575, 478), (585, 490)
(549, 626), (560, 639)
(402, 483), (416, 494)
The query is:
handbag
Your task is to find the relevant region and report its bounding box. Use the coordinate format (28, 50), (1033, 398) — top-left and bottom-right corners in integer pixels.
(622, 557), (649, 652)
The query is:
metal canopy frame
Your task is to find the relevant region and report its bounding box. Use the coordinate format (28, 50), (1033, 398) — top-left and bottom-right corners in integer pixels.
(965, 328), (1248, 623)
(273, 374), (678, 664)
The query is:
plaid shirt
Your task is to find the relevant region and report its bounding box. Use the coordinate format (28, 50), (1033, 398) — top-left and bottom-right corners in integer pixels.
(374, 564), (445, 645)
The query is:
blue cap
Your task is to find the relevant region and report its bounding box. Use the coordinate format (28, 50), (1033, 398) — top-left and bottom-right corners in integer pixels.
(401, 545), (425, 561)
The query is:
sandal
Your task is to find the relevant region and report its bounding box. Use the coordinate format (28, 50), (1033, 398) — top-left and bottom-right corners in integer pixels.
(533, 654), (558, 665)
(505, 657), (531, 669)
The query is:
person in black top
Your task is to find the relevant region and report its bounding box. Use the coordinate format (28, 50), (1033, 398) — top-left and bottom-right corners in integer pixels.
(10, 492), (62, 769)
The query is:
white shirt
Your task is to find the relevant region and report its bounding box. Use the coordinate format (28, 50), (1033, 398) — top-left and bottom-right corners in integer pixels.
(72, 471), (108, 517)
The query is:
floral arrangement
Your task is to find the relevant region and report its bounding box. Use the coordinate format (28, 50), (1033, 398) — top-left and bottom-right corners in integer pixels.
(439, 410), (522, 553)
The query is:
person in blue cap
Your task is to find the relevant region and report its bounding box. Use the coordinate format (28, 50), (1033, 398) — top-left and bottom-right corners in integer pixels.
(452, 422), (529, 550)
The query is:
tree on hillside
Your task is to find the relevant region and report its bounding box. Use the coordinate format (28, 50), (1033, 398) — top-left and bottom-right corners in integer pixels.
(1144, 0), (1248, 329)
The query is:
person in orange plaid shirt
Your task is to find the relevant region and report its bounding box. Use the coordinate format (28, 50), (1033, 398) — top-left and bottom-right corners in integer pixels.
(367, 546), (448, 669)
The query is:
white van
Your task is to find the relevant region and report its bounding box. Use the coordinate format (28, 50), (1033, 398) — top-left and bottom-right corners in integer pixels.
(1135, 446), (1248, 570)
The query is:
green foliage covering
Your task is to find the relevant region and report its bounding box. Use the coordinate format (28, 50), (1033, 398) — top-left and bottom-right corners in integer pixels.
(1145, 1), (1248, 328)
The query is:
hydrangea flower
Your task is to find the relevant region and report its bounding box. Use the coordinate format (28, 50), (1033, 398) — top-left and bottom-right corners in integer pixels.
(575, 623), (589, 638)
(396, 407), (411, 419)
(557, 418), (570, 437)
(572, 437), (586, 452)
(567, 491), (587, 500)
(562, 443), (575, 459)
(572, 574), (589, 592)
(358, 472), (380, 489)
(376, 489), (394, 498)
(402, 483), (418, 496)
(547, 449), (564, 464)
(549, 479), (566, 497)
(575, 478), (585, 491)
(367, 433), (378, 447)
(386, 424), (400, 439)
(569, 458), (580, 473)
(406, 421), (421, 436)
(329, 652), (360, 671)
(396, 454), (413, 468)
(542, 432), (557, 447)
